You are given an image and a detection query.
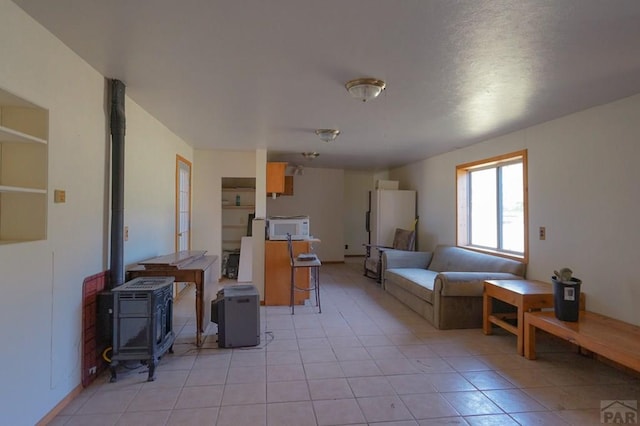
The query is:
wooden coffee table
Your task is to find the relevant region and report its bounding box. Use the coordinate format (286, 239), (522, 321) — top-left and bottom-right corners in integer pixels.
(483, 280), (554, 355)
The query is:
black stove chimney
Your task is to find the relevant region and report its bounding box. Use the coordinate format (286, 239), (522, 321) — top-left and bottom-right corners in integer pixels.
(109, 79), (126, 288)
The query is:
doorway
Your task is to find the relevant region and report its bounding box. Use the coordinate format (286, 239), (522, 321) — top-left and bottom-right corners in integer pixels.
(221, 177), (256, 281)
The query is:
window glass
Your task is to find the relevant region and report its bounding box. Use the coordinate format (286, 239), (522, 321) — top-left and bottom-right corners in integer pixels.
(456, 150), (528, 261)
(470, 168), (497, 248)
(501, 162), (524, 253)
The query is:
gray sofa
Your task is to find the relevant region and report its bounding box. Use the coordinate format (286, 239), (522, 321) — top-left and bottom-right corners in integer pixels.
(382, 245), (526, 329)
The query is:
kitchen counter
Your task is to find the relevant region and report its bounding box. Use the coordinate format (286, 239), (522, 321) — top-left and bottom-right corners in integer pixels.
(264, 240), (314, 306)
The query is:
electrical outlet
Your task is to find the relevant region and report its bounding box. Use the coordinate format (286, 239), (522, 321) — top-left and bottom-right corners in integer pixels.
(539, 226), (546, 240)
(124, 226), (129, 241)
(88, 366), (97, 375)
(54, 189), (66, 203)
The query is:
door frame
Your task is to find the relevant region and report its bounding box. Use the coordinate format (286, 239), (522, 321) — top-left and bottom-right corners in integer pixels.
(175, 155), (192, 251)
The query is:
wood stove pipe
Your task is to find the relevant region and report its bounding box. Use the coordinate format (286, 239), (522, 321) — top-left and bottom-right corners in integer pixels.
(109, 79), (126, 288)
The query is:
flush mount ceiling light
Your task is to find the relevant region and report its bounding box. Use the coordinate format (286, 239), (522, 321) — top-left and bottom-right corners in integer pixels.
(345, 78), (386, 102)
(315, 129), (340, 143)
(301, 152), (320, 160)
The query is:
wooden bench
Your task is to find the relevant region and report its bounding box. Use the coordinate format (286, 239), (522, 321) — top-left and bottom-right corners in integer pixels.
(524, 310), (640, 373)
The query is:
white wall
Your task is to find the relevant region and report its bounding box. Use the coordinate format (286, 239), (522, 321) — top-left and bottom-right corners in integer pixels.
(0, 2), (193, 424)
(267, 167), (345, 262)
(391, 93), (640, 325)
(192, 149), (258, 273)
(123, 100), (194, 265)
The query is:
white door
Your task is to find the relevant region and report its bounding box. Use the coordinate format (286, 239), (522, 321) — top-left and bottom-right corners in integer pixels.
(175, 156), (192, 297)
(176, 156), (192, 252)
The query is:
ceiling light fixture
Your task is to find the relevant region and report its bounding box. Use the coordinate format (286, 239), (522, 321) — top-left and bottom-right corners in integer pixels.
(293, 164), (304, 175)
(315, 129), (340, 143)
(345, 78), (386, 102)
(301, 152), (320, 160)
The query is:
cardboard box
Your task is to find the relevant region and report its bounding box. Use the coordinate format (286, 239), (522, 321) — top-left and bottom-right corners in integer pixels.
(376, 180), (399, 190)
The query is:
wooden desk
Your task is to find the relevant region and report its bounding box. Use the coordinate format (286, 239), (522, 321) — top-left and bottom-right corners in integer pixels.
(524, 311), (640, 373)
(137, 250), (208, 269)
(127, 251), (218, 347)
(483, 280), (554, 355)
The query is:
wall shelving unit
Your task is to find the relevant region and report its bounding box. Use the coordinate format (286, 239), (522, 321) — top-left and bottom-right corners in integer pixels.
(0, 89), (49, 244)
(221, 186), (255, 251)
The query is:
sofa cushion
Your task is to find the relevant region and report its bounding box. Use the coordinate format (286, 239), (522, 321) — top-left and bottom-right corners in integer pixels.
(428, 245), (525, 276)
(385, 268), (439, 303)
(437, 272), (523, 297)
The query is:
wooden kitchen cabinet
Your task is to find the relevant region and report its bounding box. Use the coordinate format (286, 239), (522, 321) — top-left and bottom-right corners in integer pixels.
(282, 175), (294, 196)
(266, 162), (287, 195)
(265, 240), (310, 305)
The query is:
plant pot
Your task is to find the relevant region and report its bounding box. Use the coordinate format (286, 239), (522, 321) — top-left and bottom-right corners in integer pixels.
(552, 276), (582, 322)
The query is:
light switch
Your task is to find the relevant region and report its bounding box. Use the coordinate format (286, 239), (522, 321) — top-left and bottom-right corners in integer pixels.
(54, 189), (66, 203)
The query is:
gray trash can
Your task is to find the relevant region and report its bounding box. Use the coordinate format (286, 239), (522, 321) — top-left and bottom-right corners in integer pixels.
(552, 276), (581, 322)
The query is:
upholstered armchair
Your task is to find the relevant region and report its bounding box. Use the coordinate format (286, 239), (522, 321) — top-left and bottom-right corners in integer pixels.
(363, 228), (416, 283)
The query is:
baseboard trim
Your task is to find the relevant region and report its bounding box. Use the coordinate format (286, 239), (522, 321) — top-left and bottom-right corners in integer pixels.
(37, 384), (83, 425)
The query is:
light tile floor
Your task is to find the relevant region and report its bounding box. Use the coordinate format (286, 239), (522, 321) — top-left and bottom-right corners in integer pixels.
(51, 258), (639, 425)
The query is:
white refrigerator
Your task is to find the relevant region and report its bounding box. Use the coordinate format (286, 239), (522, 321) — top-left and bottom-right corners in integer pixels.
(366, 189), (417, 247)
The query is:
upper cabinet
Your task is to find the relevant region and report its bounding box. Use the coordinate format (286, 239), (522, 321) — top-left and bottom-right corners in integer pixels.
(266, 162), (287, 196)
(283, 175), (294, 196)
(0, 89), (49, 244)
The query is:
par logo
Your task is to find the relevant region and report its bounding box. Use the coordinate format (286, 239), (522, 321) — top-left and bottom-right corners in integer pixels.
(601, 400), (638, 424)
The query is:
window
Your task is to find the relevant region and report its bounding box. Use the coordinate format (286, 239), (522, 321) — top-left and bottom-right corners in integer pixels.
(456, 150), (528, 261)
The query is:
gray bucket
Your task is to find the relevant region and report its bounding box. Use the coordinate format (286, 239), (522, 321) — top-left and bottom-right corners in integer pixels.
(552, 277), (581, 322)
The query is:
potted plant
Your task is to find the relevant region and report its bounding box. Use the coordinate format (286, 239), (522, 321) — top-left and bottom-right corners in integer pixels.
(552, 267), (582, 321)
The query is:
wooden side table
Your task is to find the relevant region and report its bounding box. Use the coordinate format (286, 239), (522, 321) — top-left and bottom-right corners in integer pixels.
(524, 311), (640, 373)
(483, 279), (554, 355)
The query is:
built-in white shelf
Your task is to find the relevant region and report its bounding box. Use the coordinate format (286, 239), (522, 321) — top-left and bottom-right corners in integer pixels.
(221, 180), (256, 253)
(1, 90), (49, 244)
(222, 187), (255, 192)
(222, 239), (242, 244)
(0, 185), (47, 194)
(222, 205), (256, 210)
(0, 125), (47, 144)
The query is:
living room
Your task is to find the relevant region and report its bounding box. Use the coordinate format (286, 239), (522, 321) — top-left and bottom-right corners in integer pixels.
(2, 1), (640, 424)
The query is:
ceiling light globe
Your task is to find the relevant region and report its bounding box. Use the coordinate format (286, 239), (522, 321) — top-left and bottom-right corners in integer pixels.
(315, 129), (340, 142)
(301, 152), (320, 160)
(345, 78), (386, 102)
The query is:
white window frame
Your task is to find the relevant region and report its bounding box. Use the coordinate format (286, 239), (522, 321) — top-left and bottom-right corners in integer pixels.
(456, 149), (528, 263)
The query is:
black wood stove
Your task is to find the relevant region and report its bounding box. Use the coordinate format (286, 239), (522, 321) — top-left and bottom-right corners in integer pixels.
(109, 276), (175, 382)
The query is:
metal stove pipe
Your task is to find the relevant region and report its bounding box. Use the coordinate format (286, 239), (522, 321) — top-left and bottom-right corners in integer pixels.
(109, 79), (126, 288)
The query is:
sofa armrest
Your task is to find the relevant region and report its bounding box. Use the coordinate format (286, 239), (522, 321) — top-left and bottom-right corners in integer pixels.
(383, 250), (432, 270)
(434, 272), (523, 297)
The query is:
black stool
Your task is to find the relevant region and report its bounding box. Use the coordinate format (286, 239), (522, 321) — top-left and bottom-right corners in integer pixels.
(286, 233), (321, 314)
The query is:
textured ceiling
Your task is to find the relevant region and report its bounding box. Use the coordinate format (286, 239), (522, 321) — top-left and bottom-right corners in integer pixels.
(13, 0), (640, 170)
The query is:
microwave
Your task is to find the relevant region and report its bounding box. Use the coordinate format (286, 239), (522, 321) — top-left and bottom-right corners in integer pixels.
(267, 217), (310, 240)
